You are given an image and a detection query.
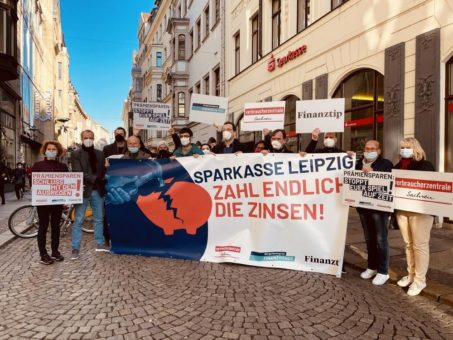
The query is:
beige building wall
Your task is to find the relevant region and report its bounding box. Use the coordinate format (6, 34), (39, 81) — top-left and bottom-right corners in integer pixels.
(226, 0), (453, 168)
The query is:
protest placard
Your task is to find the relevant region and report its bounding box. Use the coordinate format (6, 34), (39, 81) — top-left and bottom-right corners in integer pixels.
(296, 98), (345, 133)
(105, 153), (356, 276)
(32, 172), (83, 206)
(393, 170), (453, 218)
(342, 170), (394, 212)
(132, 102), (172, 130)
(241, 101), (286, 131)
(189, 94), (228, 125)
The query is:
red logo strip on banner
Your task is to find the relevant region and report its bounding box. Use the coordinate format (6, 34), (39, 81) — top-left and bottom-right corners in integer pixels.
(395, 178), (453, 193)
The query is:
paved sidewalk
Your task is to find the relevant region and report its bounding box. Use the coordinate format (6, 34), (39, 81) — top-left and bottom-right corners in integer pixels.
(0, 190), (32, 246)
(344, 208), (453, 307)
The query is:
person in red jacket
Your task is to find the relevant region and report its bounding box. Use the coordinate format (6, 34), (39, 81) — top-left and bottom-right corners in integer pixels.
(32, 141), (68, 265)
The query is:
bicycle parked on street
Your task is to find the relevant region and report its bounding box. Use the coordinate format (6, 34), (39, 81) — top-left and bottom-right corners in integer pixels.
(8, 204), (94, 238)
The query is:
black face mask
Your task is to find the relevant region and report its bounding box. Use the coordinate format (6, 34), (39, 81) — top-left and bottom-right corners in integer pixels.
(115, 134), (125, 143)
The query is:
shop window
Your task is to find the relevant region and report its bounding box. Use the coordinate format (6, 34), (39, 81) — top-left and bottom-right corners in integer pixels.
(282, 95), (299, 152)
(446, 57), (453, 172)
(333, 69), (384, 153)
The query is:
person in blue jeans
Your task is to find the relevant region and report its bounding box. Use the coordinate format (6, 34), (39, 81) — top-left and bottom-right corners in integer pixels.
(355, 140), (393, 285)
(70, 129), (109, 259)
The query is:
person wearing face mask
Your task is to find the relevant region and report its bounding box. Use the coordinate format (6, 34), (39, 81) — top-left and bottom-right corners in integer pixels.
(32, 141), (68, 265)
(393, 137), (435, 296)
(122, 136), (151, 159)
(305, 128), (343, 153)
(156, 140), (172, 159)
(70, 130), (109, 260)
(211, 122), (250, 154)
(354, 140), (393, 286)
(262, 129), (293, 153)
(103, 127), (127, 159)
(12, 162), (26, 199)
(200, 143), (212, 155)
(172, 127), (204, 157)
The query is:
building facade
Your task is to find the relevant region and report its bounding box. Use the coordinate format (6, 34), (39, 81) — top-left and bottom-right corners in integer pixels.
(226, 0), (453, 171)
(0, 0), (20, 168)
(127, 0), (225, 147)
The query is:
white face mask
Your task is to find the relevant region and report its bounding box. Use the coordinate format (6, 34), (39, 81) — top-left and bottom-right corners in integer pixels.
(364, 151), (378, 161)
(180, 137), (190, 146)
(202, 149), (210, 154)
(271, 140), (283, 150)
(324, 138), (336, 148)
(45, 150), (58, 159)
(83, 139), (94, 148)
(222, 131), (232, 141)
(400, 148), (414, 159)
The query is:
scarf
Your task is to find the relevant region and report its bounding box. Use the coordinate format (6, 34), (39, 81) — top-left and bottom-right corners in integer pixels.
(82, 145), (97, 174)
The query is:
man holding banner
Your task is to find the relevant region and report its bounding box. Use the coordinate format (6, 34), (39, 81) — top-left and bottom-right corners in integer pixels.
(305, 128), (343, 153)
(212, 122), (249, 154)
(355, 140), (393, 285)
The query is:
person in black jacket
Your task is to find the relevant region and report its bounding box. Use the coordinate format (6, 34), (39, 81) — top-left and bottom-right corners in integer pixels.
(393, 137), (435, 296)
(355, 140), (393, 286)
(0, 161), (6, 205)
(103, 127), (127, 159)
(12, 163), (26, 199)
(32, 141), (69, 265)
(262, 129), (294, 153)
(305, 128), (343, 153)
(211, 122), (250, 154)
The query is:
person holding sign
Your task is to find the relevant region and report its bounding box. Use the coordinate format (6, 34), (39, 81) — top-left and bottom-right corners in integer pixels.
(172, 128), (204, 158)
(211, 122), (249, 154)
(32, 141), (68, 265)
(393, 137), (435, 296)
(305, 128), (342, 153)
(262, 129), (293, 154)
(355, 140), (393, 285)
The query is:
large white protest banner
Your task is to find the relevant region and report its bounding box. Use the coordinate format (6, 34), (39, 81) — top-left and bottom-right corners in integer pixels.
(393, 170), (453, 218)
(296, 98), (345, 133)
(106, 154), (355, 277)
(189, 94), (228, 125)
(242, 101), (286, 131)
(132, 102), (172, 130)
(32, 172), (83, 206)
(342, 170), (394, 212)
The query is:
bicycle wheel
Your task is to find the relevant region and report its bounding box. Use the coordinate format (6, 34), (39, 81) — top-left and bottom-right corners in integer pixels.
(8, 205), (39, 238)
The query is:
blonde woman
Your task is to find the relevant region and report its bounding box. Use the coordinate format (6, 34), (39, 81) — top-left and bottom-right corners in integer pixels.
(393, 137), (435, 296)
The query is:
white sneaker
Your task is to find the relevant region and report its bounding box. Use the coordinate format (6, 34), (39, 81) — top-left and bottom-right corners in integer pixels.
(360, 268), (377, 280)
(372, 273), (389, 285)
(397, 276), (413, 288)
(407, 282), (426, 296)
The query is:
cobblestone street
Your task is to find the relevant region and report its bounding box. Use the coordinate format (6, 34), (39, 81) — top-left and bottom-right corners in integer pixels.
(0, 236), (452, 340)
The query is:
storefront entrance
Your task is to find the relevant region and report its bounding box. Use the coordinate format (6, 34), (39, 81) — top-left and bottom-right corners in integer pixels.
(333, 69), (384, 154)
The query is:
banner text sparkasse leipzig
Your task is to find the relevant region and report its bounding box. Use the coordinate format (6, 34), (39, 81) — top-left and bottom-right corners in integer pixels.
(105, 154), (354, 277)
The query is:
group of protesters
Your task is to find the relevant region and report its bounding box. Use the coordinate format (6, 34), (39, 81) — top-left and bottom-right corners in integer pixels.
(31, 121), (435, 297)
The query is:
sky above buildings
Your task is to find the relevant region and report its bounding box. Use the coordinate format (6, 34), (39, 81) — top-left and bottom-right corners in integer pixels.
(60, 0), (153, 135)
